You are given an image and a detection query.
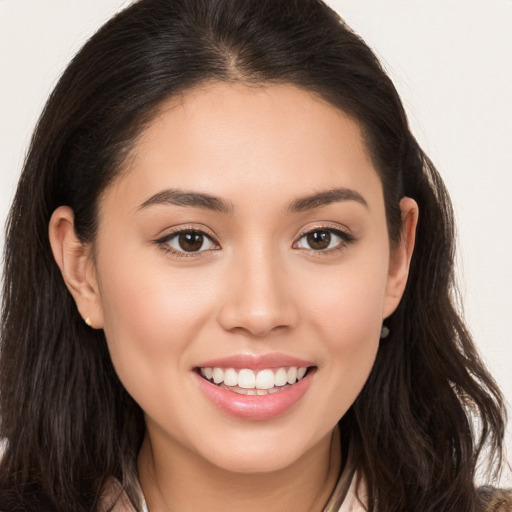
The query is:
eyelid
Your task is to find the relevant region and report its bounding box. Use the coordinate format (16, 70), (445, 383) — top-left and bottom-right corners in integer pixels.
(153, 222), (355, 257)
(154, 222), (217, 239)
(293, 223), (356, 252)
(154, 224), (221, 257)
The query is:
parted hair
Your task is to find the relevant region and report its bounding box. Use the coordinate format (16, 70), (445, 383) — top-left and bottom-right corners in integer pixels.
(0, 1), (509, 511)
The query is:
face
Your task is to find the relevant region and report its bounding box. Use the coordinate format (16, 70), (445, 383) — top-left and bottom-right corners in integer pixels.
(77, 83), (414, 473)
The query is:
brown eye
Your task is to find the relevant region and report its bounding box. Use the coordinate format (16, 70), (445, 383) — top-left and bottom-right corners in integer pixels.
(306, 231), (331, 250)
(161, 230), (217, 255)
(295, 228), (353, 252)
(178, 232), (205, 252)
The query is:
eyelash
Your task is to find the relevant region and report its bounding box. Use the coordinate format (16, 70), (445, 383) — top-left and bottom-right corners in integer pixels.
(294, 226), (356, 255)
(155, 227), (220, 258)
(155, 226), (356, 258)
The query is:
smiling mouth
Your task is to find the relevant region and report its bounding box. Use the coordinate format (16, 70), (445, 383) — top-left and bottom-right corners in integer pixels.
(196, 366), (315, 395)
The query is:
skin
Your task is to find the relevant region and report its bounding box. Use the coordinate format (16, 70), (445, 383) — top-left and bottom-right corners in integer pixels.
(49, 83), (418, 512)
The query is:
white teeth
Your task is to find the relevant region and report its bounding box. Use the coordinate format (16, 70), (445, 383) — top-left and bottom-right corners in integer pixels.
(238, 369), (256, 389)
(287, 367), (297, 384)
(255, 369), (275, 389)
(223, 368), (237, 387)
(200, 366), (310, 390)
(297, 367), (307, 380)
(274, 367), (288, 387)
(212, 367), (224, 384)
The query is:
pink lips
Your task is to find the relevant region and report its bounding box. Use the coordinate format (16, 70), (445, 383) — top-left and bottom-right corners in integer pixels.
(193, 353), (315, 420)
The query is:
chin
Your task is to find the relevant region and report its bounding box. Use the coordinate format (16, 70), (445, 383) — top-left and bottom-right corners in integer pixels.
(207, 450), (303, 475)
(194, 429), (325, 475)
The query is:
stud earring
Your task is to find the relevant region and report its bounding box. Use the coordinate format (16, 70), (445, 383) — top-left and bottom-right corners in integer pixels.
(84, 317), (92, 327)
(380, 325), (390, 339)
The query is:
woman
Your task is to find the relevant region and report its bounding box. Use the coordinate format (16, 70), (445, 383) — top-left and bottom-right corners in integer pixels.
(0, 0), (509, 511)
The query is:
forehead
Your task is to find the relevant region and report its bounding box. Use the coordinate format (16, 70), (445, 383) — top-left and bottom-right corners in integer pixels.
(105, 82), (381, 211)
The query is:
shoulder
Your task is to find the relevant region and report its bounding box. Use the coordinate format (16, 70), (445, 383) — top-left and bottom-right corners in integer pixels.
(477, 486), (512, 512)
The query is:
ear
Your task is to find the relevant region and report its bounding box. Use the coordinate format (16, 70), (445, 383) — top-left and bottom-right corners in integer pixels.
(382, 197), (419, 319)
(48, 206), (104, 329)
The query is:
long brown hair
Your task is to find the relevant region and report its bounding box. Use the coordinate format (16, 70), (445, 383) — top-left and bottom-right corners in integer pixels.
(1, 1), (507, 511)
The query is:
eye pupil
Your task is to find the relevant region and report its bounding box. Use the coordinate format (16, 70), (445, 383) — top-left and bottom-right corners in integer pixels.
(307, 231), (331, 250)
(178, 232), (204, 252)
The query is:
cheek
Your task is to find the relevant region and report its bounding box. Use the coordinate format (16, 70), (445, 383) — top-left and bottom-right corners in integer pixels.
(95, 248), (218, 377)
(294, 251), (388, 407)
(299, 251), (389, 339)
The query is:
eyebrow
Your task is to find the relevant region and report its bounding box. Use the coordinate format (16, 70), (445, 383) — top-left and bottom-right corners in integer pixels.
(288, 187), (368, 212)
(138, 189), (233, 213)
(138, 186), (368, 214)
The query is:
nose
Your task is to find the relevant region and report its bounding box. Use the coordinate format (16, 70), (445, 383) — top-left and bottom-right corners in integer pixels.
(216, 245), (298, 337)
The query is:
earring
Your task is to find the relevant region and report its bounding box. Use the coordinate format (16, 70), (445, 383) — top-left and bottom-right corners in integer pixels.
(84, 317), (92, 327)
(380, 325), (390, 339)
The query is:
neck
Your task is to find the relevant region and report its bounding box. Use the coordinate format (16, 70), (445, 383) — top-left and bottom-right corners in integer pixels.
(138, 426), (341, 512)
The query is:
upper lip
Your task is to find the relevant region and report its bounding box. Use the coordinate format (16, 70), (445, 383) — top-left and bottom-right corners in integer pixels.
(195, 352), (315, 370)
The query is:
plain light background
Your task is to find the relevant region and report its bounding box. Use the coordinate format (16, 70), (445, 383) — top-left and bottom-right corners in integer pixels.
(1, 0), (511, 483)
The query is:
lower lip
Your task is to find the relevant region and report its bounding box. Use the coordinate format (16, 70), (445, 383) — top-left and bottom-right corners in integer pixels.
(193, 370), (314, 421)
